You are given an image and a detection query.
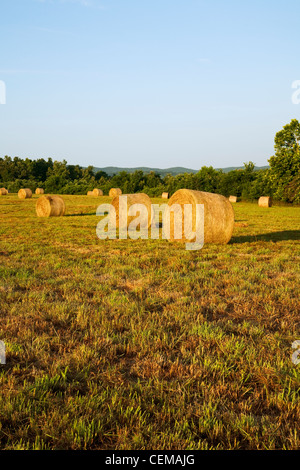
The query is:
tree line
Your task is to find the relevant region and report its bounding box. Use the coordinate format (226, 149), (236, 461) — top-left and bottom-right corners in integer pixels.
(0, 119), (299, 203)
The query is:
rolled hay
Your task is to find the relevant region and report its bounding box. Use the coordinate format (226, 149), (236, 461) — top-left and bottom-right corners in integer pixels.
(110, 193), (153, 229)
(109, 188), (122, 198)
(93, 188), (103, 197)
(18, 188), (32, 199)
(0, 188), (8, 195)
(162, 192), (169, 199)
(35, 188), (45, 195)
(36, 195), (66, 217)
(235, 222), (249, 227)
(229, 195), (237, 203)
(258, 196), (272, 208)
(87, 191), (94, 196)
(165, 189), (235, 245)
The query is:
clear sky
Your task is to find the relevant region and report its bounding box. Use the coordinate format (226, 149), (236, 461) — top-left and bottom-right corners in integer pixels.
(0, 0), (299, 169)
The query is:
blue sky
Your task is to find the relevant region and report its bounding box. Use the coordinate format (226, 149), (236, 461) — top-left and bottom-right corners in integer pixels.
(0, 0), (299, 169)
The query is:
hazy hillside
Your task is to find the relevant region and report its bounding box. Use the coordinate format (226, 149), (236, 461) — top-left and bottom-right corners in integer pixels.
(93, 165), (269, 177)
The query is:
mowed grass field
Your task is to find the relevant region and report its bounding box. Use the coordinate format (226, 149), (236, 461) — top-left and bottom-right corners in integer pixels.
(0, 193), (300, 450)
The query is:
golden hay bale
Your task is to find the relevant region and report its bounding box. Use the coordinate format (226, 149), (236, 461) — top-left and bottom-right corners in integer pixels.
(18, 188), (32, 199)
(87, 191), (94, 196)
(258, 196), (272, 207)
(162, 192), (169, 199)
(229, 195), (237, 203)
(35, 188), (44, 195)
(165, 189), (235, 244)
(109, 188), (122, 198)
(0, 188), (8, 195)
(93, 188), (103, 197)
(235, 222), (249, 227)
(36, 195), (66, 217)
(110, 193), (153, 229)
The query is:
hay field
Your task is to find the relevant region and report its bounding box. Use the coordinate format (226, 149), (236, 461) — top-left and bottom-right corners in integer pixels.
(0, 193), (299, 450)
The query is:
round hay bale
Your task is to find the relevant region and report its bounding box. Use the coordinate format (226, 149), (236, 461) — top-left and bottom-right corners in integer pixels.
(162, 192), (169, 199)
(87, 191), (94, 196)
(93, 188), (103, 197)
(235, 222), (249, 227)
(165, 189), (235, 245)
(110, 193), (153, 229)
(258, 196), (272, 207)
(0, 188), (8, 195)
(18, 188), (32, 199)
(36, 195), (66, 217)
(229, 195), (237, 203)
(35, 188), (44, 195)
(109, 188), (122, 198)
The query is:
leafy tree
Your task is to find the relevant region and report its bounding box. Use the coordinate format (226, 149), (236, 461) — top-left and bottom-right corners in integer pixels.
(81, 165), (95, 180)
(67, 164), (83, 181)
(95, 170), (108, 181)
(269, 119), (300, 201)
(194, 166), (221, 193)
(32, 158), (53, 181)
(145, 171), (162, 189)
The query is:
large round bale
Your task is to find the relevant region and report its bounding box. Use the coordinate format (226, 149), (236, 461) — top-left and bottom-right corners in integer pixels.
(18, 188), (32, 199)
(87, 191), (94, 196)
(258, 196), (272, 207)
(0, 188), (8, 195)
(35, 188), (44, 195)
(165, 189), (235, 245)
(109, 188), (122, 198)
(162, 192), (169, 199)
(110, 193), (153, 229)
(36, 195), (66, 217)
(93, 188), (103, 197)
(229, 195), (237, 203)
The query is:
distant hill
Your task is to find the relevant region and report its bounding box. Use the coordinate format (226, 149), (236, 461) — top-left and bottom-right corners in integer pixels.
(92, 165), (269, 177)
(218, 166), (269, 173)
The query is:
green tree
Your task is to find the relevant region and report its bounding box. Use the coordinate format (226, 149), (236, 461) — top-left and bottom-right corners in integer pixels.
(45, 160), (70, 192)
(32, 158), (53, 181)
(194, 166), (221, 193)
(95, 170), (108, 181)
(268, 119), (300, 201)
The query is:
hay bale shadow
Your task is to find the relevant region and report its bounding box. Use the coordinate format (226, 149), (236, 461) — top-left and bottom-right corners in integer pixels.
(231, 230), (300, 243)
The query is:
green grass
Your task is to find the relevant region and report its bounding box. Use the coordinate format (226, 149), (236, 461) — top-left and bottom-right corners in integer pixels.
(0, 194), (300, 450)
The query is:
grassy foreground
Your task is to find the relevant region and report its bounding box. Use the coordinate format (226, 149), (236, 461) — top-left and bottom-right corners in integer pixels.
(0, 194), (300, 450)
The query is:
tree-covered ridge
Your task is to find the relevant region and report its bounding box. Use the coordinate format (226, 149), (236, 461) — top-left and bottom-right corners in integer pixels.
(92, 165), (269, 177)
(0, 120), (299, 203)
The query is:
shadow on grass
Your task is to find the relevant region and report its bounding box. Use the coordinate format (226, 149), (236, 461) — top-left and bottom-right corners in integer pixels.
(65, 213), (97, 217)
(231, 230), (300, 244)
